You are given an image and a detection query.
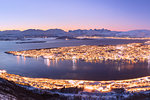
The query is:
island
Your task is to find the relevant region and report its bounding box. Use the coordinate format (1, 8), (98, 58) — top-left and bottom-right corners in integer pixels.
(7, 43), (150, 63)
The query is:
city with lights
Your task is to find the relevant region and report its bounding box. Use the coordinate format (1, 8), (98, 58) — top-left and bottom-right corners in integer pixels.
(8, 43), (150, 63)
(0, 0), (150, 99)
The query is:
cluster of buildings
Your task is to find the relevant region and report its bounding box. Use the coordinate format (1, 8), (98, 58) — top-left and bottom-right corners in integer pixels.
(8, 43), (150, 63)
(0, 70), (6, 74)
(1, 72), (150, 94)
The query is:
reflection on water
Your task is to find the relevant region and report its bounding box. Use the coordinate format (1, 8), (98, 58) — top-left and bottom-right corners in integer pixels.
(16, 56), (26, 65)
(22, 55), (149, 73)
(43, 58), (78, 70)
(13, 53), (150, 81)
(44, 59), (51, 67)
(16, 56), (20, 64)
(72, 59), (77, 70)
(148, 58), (150, 69)
(15, 54), (150, 80)
(23, 56), (26, 64)
(44, 59), (59, 67)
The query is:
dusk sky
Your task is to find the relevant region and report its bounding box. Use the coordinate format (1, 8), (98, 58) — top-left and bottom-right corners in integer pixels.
(0, 0), (150, 31)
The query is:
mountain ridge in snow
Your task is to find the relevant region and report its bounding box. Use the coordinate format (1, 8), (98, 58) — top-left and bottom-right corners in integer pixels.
(0, 28), (150, 38)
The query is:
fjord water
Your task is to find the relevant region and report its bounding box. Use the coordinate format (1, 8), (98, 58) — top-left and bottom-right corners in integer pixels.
(0, 38), (150, 81)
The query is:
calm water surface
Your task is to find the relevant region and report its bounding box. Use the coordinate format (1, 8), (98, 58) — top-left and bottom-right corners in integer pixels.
(0, 38), (150, 81)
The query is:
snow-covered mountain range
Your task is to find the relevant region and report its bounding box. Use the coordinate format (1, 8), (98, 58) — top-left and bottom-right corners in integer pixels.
(0, 29), (150, 39)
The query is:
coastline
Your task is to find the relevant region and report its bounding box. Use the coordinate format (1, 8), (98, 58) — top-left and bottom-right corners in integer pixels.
(1, 70), (150, 99)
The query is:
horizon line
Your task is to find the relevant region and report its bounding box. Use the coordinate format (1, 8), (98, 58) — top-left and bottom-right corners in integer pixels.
(0, 28), (150, 32)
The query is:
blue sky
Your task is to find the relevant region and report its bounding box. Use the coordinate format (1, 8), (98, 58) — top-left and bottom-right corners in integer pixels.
(0, 0), (150, 31)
